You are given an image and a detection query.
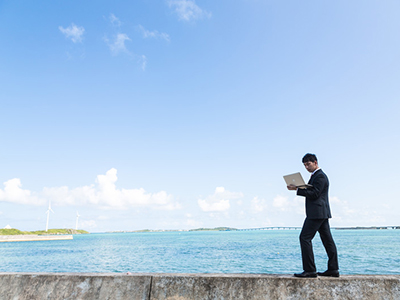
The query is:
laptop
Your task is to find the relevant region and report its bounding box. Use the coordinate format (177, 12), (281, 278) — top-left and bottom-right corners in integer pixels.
(283, 172), (312, 189)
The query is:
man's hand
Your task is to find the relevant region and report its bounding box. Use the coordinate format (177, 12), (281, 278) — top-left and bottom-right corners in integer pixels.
(287, 184), (297, 191)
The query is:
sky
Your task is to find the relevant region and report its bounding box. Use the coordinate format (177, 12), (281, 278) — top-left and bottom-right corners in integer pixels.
(1, 0), (400, 232)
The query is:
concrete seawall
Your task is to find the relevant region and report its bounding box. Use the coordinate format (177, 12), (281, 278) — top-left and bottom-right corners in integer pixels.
(0, 235), (73, 242)
(0, 273), (399, 300)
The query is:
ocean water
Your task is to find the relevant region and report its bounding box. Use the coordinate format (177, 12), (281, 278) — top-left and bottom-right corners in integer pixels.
(0, 230), (399, 274)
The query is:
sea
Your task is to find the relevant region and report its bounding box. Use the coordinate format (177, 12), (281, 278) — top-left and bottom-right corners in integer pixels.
(0, 229), (399, 275)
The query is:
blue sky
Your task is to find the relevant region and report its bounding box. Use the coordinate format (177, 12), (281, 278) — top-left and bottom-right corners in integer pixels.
(1, 0), (400, 232)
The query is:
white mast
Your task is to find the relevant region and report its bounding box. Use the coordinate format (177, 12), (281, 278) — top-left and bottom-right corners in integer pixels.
(45, 201), (54, 232)
(75, 211), (80, 230)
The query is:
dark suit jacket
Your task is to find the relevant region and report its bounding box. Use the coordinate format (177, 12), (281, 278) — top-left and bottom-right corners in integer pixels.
(296, 169), (332, 219)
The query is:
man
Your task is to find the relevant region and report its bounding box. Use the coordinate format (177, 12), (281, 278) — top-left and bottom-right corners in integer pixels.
(287, 153), (339, 278)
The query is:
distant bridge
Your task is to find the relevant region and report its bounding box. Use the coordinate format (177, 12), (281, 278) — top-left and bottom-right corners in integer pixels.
(238, 227), (302, 231)
(237, 226), (400, 231)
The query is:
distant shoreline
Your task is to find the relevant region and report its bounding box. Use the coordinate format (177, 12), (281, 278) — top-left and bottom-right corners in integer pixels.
(334, 226), (400, 230)
(0, 228), (89, 236)
(107, 226), (400, 233)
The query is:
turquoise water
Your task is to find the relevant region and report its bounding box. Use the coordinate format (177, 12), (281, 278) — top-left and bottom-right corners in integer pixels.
(0, 230), (399, 274)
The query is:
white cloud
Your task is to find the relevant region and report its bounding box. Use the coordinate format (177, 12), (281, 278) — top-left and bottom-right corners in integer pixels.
(0, 169), (180, 211)
(140, 55), (147, 71)
(271, 195), (305, 214)
(330, 196), (354, 215)
(59, 23), (85, 43)
(137, 25), (170, 42)
(80, 220), (97, 229)
(104, 33), (131, 56)
(198, 187), (243, 212)
(329, 196), (363, 226)
(199, 199), (229, 212)
(251, 196), (268, 213)
(272, 195), (290, 211)
(0, 178), (44, 205)
(102, 16), (150, 70)
(44, 168), (180, 210)
(103, 14), (128, 55)
(186, 218), (203, 227)
(167, 0), (211, 22)
(109, 13), (121, 27)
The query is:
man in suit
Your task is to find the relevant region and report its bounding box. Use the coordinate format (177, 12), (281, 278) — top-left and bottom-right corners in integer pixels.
(287, 153), (339, 278)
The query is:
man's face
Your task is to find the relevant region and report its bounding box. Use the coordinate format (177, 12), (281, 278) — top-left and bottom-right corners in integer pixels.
(303, 160), (318, 173)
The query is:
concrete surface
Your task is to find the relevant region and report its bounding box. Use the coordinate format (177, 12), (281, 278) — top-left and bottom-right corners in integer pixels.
(0, 273), (399, 300)
(150, 273), (400, 300)
(0, 273), (151, 300)
(0, 235), (73, 242)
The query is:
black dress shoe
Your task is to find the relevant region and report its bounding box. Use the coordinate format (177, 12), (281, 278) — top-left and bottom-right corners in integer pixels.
(317, 270), (340, 277)
(294, 271), (317, 278)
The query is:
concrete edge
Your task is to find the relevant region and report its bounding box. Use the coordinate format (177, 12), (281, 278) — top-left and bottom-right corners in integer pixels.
(0, 235), (73, 242)
(1, 272), (400, 280)
(0, 273), (399, 300)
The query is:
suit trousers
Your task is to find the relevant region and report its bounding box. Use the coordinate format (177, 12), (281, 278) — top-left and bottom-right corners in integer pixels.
(300, 218), (339, 272)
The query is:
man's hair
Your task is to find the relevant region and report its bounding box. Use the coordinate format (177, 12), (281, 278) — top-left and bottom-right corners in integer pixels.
(302, 153), (318, 163)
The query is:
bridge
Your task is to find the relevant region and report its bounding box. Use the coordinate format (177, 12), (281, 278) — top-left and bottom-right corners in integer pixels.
(238, 227), (302, 231)
(237, 226), (400, 231)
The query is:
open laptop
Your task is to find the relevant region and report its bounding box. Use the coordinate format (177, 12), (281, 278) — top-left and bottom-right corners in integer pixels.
(283, 172), (312, 189)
